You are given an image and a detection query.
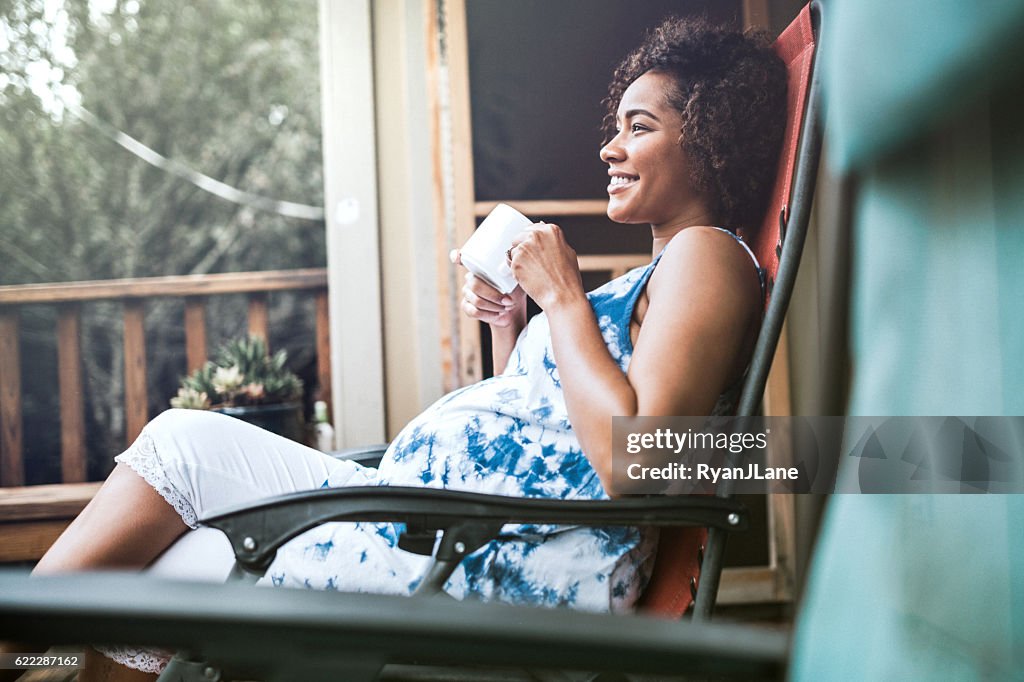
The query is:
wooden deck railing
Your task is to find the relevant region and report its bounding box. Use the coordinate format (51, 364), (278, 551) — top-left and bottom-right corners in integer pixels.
(0, 269), (330, 488)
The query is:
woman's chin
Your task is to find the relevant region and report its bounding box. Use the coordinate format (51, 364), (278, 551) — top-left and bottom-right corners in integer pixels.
(606, 203), (643, 225)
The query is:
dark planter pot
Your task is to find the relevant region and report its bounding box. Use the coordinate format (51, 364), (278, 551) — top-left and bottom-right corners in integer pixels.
(212, 402), (305, 443)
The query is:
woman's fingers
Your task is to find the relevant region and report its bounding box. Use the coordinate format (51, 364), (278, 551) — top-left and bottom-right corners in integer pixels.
(510, 223), (559, 253)
(504, 222), (582, 311)
(461, 273), (516, 326)
(463, 273), (512, 308)
(464, 287), (506, 313)
(452, 247), (520, 325)
(460, 299), (514, 327)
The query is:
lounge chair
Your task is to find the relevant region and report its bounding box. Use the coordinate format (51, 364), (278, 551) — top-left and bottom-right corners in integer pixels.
(0, 3), (823, 680)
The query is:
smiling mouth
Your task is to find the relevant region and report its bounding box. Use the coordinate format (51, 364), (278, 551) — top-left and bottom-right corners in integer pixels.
(607, 174), (639, 194)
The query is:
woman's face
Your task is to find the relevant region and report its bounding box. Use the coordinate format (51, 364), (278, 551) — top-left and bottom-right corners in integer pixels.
(599, 71), (696, 227)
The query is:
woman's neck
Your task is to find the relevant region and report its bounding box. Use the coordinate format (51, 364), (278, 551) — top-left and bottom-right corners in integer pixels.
(650, 206), (717, 257)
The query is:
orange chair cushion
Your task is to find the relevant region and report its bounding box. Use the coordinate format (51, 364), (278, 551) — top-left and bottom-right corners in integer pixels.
(638, 4), (816, 619)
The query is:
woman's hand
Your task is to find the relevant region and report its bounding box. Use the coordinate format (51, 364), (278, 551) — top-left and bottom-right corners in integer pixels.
(449, 249), (526, 328)
(508, 223), (585, 311)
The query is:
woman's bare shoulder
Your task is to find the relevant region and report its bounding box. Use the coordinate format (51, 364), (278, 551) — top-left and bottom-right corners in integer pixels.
(648, 226), (761, 315)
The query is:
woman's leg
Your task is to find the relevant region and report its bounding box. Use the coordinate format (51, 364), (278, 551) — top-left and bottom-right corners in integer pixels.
(22, 409), (369, 681)
(38, 408), (365, 575)
(0, 463), (187, 682)
(34, 463), (188, 575)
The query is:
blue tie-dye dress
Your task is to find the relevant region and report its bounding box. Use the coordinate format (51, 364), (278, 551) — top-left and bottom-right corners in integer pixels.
(261, 257), (667, 612)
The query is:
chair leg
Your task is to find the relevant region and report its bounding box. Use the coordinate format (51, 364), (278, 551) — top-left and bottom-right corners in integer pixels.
(226, 561), (261, 584)
(691, 527), (727, 621)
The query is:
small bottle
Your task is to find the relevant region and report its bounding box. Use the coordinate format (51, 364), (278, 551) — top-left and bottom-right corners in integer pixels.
(314, 400), (335, 452)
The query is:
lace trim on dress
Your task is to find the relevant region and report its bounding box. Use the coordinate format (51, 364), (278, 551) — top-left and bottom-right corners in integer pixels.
(114, 431), (199, 529)
(94, 645), (172, 673)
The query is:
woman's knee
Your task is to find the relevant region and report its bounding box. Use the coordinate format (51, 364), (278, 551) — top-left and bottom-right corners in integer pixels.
(119, 408), (231, 479)
(138, 409), (236, 460)
(124, 407), (334, 511)
(115, 409), (248, 528)
(145, 407), (230, 436)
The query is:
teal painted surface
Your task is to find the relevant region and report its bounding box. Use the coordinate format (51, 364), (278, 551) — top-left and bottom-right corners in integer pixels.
(792, 126), (1024, 677)
(794, 495), (1024, 679)
(846, 122), (1024, 416)
(791, 1), (1024, 676)
(823, 0), (1024, 171)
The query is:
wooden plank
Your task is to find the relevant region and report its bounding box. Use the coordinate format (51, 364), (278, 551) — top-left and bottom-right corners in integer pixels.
(56, 305), (87, 483)
(742, 0), (771, 30)
(0, 520), (73, 563)
(0, 482), (101, 522)
(718, 566), (785, 605)
(474, 199), (609, 218)
(0, 268), (328, 305)
(123, 301), (148, 446)
(446, 0), (482, 387)
(315, 291), (332, 415)
(577, 254), (648, 274)
(184, 297), (208, 372)
(768, 489), (797, 602)
(763, 321), (793, 418)
(425, 0), (459, 391)
(761, 322), (797, 605)
(766, 323), (797, 602)
(0, 311), (23, 487)
(247, 293), (269, 344)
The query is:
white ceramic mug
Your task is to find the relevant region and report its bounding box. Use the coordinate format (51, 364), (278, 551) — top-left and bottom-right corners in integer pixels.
(459, 203), (533, 294)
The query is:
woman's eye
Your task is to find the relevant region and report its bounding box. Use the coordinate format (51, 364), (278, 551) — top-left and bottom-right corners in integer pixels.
(631, 123), (650, 133)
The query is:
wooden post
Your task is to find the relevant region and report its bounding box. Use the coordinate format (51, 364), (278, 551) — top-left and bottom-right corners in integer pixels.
(425, 0), (456, 391)
(247, 293), (269, 347)
(742, 0), (771, 30)
(763, 321), (796, 603)
(315, 290), (332, 416)
(184, 297), (208, 373)
(56, 305), (87, 483)
(123, 301), (148, 446)
(444, 0), (481, 388)
(0, 311), (23, 486)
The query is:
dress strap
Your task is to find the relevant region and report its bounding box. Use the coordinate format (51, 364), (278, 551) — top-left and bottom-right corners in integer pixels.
(621, 250), (663, 316)
(706, 227), (767, 304)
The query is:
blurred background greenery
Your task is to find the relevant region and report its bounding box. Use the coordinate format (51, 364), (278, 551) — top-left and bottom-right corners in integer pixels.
(0, 0), (325, 482)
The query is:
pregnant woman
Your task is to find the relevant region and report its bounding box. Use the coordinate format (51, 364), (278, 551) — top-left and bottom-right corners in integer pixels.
(19, 16), (786, 680)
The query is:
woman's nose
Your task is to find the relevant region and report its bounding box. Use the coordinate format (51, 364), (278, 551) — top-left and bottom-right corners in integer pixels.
(600, 138), (624, 163)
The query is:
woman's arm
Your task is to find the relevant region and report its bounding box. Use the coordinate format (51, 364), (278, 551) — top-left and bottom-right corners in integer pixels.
(489, 307), (527, 374)
(513, 225), (760, 493)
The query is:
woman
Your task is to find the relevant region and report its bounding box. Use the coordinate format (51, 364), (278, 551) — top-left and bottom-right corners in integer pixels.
(21, 16), (786, 680)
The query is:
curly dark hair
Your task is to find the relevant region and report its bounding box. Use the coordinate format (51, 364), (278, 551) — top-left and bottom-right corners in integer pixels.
(603, 17), (787, 232)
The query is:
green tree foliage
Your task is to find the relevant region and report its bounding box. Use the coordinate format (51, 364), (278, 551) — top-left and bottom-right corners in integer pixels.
(0, 0), (324, 481)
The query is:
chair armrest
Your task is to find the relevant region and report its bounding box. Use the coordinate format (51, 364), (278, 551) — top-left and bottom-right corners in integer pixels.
(0, 570), (787, 681)
(201, 486), (747, 574)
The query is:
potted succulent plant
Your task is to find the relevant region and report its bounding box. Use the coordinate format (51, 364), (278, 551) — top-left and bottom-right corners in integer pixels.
(170, 335), (305, 442)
